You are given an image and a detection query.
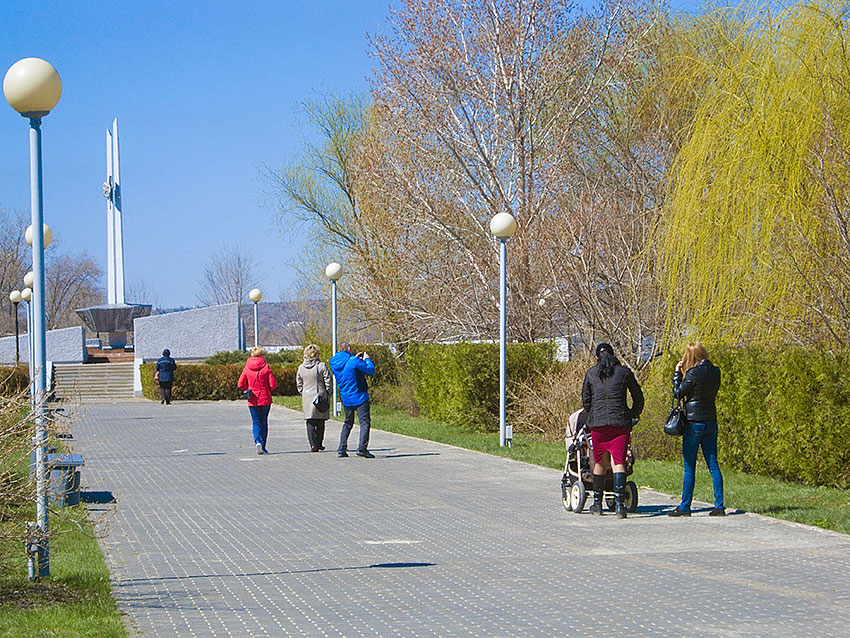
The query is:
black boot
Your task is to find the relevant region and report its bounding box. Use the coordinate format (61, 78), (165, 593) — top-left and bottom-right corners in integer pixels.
(589, 473), (605, 515)
(614, 472), (627, 519)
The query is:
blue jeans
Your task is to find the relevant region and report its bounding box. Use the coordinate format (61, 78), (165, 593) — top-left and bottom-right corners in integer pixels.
(339, 401), (371, 453)
(249, 405), (271, 451)
(680, 420), (724, 511)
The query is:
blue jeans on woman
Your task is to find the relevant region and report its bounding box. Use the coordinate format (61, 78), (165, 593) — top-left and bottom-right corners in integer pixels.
(249, 405), (271, 452)
(680, 420), (724, 511)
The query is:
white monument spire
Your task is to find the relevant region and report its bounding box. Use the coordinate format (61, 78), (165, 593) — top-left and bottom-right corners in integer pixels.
(103, 118), (125, 304)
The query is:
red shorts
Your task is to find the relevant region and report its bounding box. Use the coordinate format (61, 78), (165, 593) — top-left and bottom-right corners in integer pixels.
(591, 426), (631, 465)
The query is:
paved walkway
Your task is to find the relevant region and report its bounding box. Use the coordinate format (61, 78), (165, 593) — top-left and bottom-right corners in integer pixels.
(71, 399), (849, 637)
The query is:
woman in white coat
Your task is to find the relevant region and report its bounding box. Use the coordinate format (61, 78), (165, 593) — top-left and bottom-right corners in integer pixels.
(296, 344), (332, 452)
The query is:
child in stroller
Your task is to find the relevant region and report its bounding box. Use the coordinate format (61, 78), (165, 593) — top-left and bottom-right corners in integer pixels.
(561, 408), (638, 513)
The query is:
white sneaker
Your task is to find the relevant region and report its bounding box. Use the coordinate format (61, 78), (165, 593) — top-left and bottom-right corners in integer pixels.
(256, 443), (263, 455)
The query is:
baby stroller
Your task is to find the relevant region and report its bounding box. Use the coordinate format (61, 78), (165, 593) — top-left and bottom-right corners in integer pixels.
(560, 408), (638, 513)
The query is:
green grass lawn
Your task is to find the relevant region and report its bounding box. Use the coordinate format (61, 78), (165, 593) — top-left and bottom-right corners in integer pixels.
(0, 425), (126, 638)
(275, 395), (850, 534)
(0, 504), (127, 638)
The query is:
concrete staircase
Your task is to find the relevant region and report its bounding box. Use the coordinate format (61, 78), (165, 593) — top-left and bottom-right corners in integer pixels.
(53, 363), (135, 401)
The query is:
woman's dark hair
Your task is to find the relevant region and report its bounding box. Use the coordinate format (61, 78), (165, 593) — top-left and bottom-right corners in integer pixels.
(595, 343), (619, 379)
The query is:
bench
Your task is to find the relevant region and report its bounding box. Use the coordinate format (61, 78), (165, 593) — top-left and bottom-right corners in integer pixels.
(30, 452), (85, 507)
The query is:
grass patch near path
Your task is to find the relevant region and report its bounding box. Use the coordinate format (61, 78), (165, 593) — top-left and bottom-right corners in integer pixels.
(275, 396), (850, 534)
(0, 505), (127, 638)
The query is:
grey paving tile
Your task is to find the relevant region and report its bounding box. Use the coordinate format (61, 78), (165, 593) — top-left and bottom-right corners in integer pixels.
(68, 399), (850, 637)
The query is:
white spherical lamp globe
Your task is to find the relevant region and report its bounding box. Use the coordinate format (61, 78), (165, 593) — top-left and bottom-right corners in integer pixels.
(249, 288), (263, 303)
(21, 287), (32, 302)
(24, 271), (34, 288)
(9, 290), (22, 304)
(3, 58), (62, 116)
(325, 262), (343, 281)
(490, 213), (517, 239)
(25, 223), (52, 248)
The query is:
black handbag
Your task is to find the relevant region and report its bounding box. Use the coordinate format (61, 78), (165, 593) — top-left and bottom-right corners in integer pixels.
(664, 397), (685, 436)
(242, 368), (261, 400)
(312, 365), (330, 412)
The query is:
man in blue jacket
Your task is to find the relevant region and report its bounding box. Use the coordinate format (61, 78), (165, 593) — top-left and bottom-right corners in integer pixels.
(329, 342), (376, 458)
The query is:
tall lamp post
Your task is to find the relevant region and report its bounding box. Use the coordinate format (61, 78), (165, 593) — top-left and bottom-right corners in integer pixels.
(21, 286), (33, 404)
(9, 290), (22, 366)
(249, 288), (262, 348)
(5, 57), (62, 580)
(490, 212), (517, 448)
(325, 262), (343, 416)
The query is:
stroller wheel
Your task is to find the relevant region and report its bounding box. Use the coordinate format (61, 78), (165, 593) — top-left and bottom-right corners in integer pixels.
(606, 496), (616, 512)
(561, 481), (572, 512)
(624, 481), (639, 513)
(570, 481), (587, 513)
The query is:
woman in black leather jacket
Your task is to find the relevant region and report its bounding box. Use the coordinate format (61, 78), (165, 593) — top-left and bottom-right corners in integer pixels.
(668, 342), (725, 517)
(581, 343), (644, 518)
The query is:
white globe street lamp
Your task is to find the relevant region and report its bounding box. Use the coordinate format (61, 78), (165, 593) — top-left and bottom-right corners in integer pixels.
(325, 262), (343, 416)
(5, 57), (62, 580)
(249, 288), (262, 348)
(25, 223), (52, 248)
(489, 212), (517, 448)
(24, 271), (34, 289)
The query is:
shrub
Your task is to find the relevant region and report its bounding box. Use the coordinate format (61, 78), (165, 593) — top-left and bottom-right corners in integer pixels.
(204, 349), (300, 365)
(348, 344), (400, 388)
(509, 354), (595, 440)
(635, 345), (850, 487)
(406, 342), (556, 432)
(140, 363), (299, 401)
(0, 367), (29, 397)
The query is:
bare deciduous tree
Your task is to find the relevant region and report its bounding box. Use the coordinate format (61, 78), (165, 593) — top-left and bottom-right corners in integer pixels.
(272, 1), (666, 363)
(0, 208), (30, 337)
(197, 243), (259, 306)
(44, 252), (104, 330)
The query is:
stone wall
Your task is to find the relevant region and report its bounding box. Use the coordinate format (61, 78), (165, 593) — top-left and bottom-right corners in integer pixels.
(134, 303), (243, 361)
(0, 326), (87, 364)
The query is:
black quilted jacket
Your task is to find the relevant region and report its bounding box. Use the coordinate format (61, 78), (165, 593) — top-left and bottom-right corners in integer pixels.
(581, 363), (645, 429)
(673, 359), (721, 422)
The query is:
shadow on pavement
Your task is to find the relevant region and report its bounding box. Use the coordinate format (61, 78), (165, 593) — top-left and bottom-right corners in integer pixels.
(116, 562), (436, 585)
(81, 490), (116, 504)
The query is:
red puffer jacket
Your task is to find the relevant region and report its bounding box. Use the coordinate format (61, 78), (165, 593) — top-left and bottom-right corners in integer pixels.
(237, 357), (277, 406)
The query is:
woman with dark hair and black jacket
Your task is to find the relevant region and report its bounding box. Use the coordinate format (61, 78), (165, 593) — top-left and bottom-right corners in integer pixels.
(668, 342), (725, 517)
(581, 343), (644, 518)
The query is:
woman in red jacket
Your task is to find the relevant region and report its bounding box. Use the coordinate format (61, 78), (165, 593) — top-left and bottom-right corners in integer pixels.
(237, 347), (277, 454)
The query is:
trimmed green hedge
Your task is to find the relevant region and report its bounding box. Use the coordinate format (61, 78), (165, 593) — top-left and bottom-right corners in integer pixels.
(140, 363), (299, 401)
(0, 366), (29, 396)
(204, 349), (300, 365)
(634, 346), (850, 488)
(406, 342), (556, 432)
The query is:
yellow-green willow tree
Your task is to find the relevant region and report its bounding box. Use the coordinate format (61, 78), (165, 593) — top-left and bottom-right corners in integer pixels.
(659, 1), (850, 347)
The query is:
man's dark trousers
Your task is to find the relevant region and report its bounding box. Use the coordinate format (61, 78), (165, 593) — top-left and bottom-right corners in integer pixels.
(338, 401), (371, 453)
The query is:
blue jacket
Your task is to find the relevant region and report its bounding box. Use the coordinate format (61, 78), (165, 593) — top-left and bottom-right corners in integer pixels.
(329, 350), (375, 407)
(156, 356), (177, 383)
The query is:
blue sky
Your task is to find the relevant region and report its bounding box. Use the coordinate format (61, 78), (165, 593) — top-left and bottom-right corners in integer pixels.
(1, 0), (705, 309)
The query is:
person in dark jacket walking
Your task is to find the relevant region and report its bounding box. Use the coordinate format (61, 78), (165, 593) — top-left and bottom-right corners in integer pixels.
(328, 342), (375, 458)
(155, 349), (177, 405)
(296, 344), (331, 452)
(581, 343), (644, 518)
(237, 347), (277, 455)
(668, 342), (725, 517)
